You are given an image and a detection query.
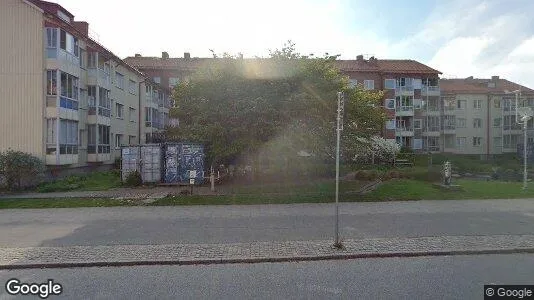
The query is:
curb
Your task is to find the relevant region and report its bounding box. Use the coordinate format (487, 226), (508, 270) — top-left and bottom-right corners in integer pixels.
(2, 247), (534, 270)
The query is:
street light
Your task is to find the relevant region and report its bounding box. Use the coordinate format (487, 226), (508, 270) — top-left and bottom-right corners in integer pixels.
(334, 91), (344, 247)
(504, 90), (529, 190)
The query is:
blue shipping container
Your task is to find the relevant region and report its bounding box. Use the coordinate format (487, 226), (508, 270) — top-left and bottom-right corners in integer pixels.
(164, 143), (205, 184)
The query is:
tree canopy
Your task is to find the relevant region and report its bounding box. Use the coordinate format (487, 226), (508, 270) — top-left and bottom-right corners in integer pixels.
(168, 42), (386, 167)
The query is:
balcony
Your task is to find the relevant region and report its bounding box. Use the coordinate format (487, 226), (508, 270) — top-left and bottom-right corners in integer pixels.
(395, 86), (414, 96)
(395, 106), (414, 116)
(87, 145), (111, 162)
(395, 126), (414, 137)
(87, 68), (111, 89)
(421, 86), (440, 96)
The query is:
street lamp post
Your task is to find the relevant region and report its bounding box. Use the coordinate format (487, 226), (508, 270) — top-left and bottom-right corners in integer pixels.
(334, 91), (344, 247)
(505, 89), (530, 190)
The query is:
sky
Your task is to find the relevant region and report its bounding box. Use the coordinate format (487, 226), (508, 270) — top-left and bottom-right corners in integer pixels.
(54, 0), (534, 88)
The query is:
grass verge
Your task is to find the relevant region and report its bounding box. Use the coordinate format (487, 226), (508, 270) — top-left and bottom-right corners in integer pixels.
(0, 198), (138, 209)
(36, 171), (122, 193)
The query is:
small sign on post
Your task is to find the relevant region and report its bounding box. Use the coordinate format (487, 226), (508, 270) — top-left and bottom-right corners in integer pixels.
(443, 161), (452, 186)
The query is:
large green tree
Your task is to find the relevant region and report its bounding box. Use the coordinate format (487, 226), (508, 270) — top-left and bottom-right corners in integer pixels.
(169, 42), (385, 168)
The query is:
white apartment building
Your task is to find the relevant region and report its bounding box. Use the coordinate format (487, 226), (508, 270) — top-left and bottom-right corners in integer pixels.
(0, 0), (171, 171)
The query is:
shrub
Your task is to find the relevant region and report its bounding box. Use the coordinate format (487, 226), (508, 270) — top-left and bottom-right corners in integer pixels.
(0, 150), (45, 191)
(353, 170), (381, 181)
(124, 170), (142, 187)
(405, 169), (442, 183)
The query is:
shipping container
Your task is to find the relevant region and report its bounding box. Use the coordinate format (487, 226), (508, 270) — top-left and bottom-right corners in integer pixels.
(121, 144), (162, 183)
(164, 143), (205, 185)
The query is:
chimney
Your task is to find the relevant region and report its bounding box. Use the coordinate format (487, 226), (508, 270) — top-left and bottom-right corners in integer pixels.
(134, 53), (142, 58)
(73, 21), (89, 36)
(184, 52), (191, 59)
(491, 75), (499, 82)
(162, 51), (169, 59)
(356, 55), (364, 61)
(465, 76), (474, 81)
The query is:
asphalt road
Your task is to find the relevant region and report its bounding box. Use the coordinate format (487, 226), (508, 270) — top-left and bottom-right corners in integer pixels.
(1, 254), (533, 299)
(2, 199), (534, 247)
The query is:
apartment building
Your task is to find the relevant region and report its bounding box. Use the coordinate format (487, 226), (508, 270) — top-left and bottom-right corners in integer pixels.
(440, 77), (534, 155)
(0, 0), (170, 171)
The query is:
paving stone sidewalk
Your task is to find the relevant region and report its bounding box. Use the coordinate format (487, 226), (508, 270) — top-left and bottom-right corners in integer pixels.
(2, 235), (534, 269)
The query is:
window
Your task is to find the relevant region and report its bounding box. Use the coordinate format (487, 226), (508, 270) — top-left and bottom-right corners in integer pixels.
(384, 79), (395, 89)
(46, 119), (57, 154)
(457, 100), (467, 109)
(363, 80), (374, 90)
(426, 116), (440, 131)
(79, 49), (86, 69)
(473, 118), (482, 128)
(87, 125), (96, 154)
(129, 135), (136, 145)
(474, 99), (482, 109)
(493, 118), (502, 127)
(116, 72), (124, 89)
(46, 70), (57, 96)
(385, 99), (395, 109)
(115, 134), (123, 148)
(169, 77), (180, 89)
(413, 119), (422, 129)
(443, 115), (455, 130)
(414, 99), (422, 109)
(473, 137), (482, 147)
(494, 99), (501, 108)
(59, 30), (78, 56)
(493, 137), (502, 149)
(456, 137), (466, 148)
(128, 79), (136, 94)
(349, 79), (357, 88)
(58, 119), (78, 154)
(115, 103), (124, 119)
(129, 107), (136, 122)
(456, 118), (466, 128)
(97, 125), (110, 154)
(59, 72), (79, 110)
(46, 28), (57, 48)
(443, 98), (456, 110)
(413, 79), (422, 89)
(88, 52), (96, 68)
(98, 87), (111, 117)
(153, 77), (161, 84)
(386, 119), (395, 130)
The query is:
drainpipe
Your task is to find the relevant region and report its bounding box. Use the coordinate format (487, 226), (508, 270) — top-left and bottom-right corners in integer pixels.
(486, 93), (490, 159)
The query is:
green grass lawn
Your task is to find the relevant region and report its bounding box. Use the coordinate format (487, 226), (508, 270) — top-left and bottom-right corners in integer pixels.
(36, 170), (122, 193)
(0, 198), (138, 209)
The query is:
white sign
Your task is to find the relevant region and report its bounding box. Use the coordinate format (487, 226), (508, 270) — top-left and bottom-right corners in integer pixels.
(189, 178), (195, 185)
(189, 170), (196, 178)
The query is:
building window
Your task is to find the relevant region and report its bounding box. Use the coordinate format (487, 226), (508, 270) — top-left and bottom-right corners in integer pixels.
(386, 119), (395, 130)
(153, 77), (161, 84)
(473, 137), (482, 147)
(456, 137), (466, 149)
(363, 80), (374, 90)
(494, 99), (501, 108)
(457, 100), (467, 109)
(493, 137), (502, 149)
(349, 79), (357, 88)
(59, 119), (78, 154)
(87, 125), (96, 154)
(493, 118), (502, 127)
(456, 118), (466, 128)
(443, 115), (455, 130)
(129, 107), (136, 122)
(384, 79), (395, 89)
(79, 49), (86, 69)
(59, 72), (78, 110)
(46, 119), (57, 154)
(169, 77), (180, 89)
(443, 98), (456, 111)
(473, 118), (482, 128)
(59, 29), (78, 57)
(413, 119), (422, 130)
(129, 135), (136, 145)
(116, 72), (124, 89)
(46, 70), (57, 96)
(413, 79), (422, 89)
(116, 103), (124, 119)
(385, 99), (395, 109)
(87, 86), (96, 115)
(98, 125), (110, 154)
(414, 99), (422, 109)
(98, 87), (111, 117)
(46, 28), (57, 48)
(115, 134), (123, 148)
(88, 52), (96, 68)
(128, 79), (136, 94)
(474, 99), (482, 109)
(145, 107), (152, 126)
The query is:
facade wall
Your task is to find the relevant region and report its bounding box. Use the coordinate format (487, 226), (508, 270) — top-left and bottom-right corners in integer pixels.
(0, 0), (45, 158)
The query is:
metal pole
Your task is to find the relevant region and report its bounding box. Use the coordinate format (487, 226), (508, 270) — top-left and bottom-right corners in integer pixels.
(334, 92), (342, 245)
(524, 121), (528, 190)
(210, 164), (215, 192)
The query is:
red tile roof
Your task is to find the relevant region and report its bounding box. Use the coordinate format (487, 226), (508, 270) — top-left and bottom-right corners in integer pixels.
(440, 78), (534, 95)
(124, 56), (442, 75)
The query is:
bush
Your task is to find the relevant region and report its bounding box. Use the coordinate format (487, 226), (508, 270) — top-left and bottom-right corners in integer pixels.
(124, 170), (142, 187)
(353, 170), (381, 181)
(405, 169), (442, 183)
(0, 150), (44, 191)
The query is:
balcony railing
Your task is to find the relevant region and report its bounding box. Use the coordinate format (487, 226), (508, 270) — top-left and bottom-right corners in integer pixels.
(59, 96), (79, 110)
(425, 126), (440, 132)
(422, 86), (440, 94)
(395, 106), (414, 112)
(395, 126), (413, 132)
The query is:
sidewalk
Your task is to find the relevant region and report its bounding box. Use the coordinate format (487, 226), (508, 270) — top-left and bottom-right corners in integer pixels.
(2, 234), (534, 269)
(0, 186), (220, 200)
